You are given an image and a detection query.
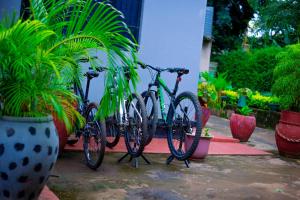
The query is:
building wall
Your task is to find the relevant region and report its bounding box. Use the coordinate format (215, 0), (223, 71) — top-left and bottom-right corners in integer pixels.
(85, 0), (207, 104)
(137, 0), (207, 95)
(200, 40), (212, 72)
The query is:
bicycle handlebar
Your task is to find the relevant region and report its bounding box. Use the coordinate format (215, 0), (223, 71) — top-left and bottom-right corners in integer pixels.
(137, 61), (189, 75)
(78, 56), (98, 63)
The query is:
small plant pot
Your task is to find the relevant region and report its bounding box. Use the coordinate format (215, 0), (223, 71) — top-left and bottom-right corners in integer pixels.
(229, 113), (256, 142)
(0, 116), (59, 200)
(185, 135), (212, 159)
(275, 110), (300, 158)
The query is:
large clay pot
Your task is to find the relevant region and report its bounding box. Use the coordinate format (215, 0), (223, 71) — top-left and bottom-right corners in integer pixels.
(53, 116), (68, 155)
(201, 106), (211, 127)
(275, 110), (300, 158)
(230, 113), (256, 142)
(0, 116), (59, 200)
(185, 135), (211, 159)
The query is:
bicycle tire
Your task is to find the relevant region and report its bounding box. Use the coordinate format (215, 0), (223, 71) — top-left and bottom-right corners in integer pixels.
(83, 102), (106, 170)
(124, 93), (148, 157)
(105, 114), (121, 148)
(141, 90), (158, 146)
(166, 91), (202, 161)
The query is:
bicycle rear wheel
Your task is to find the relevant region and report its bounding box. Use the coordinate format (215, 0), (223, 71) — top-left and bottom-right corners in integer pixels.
(105, 114), (121, 148)
(166, 91), (202, 161)
(83, 102), (106, 170)
(124, 93), (148, 157)
(141, 90), (158, 146)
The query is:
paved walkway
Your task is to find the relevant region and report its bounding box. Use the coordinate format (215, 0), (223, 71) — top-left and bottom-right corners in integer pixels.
(47, 116), (300, 200)
(206, 115), (277, 152)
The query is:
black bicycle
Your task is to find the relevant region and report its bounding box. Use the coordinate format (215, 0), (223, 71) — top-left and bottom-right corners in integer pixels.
(139, 61), (202, 165)
(72, 58), (106, 170)
(94, 65), (148, 160)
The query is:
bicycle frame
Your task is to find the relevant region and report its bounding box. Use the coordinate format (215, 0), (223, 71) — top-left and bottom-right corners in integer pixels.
(148, 72), (182, 121)
(110, 73), (143, 129)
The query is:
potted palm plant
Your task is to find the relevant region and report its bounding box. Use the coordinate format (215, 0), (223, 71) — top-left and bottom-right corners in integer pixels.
(272, 44), (300, 158)
(28, 0), (138, 153)
(230, 106), (256, 142)
(0, 0), (138, 199)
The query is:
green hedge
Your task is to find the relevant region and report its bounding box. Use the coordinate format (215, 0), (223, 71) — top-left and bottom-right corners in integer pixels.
(215, 46), (282, 92)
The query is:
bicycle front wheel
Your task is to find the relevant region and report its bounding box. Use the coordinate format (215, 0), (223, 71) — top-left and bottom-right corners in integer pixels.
(166, 91), (202, 161)
(141, 90), (158, 146)
(83, 102), (106, 170)
(105, 114), (121, 148)
(124, 93), (148, 157)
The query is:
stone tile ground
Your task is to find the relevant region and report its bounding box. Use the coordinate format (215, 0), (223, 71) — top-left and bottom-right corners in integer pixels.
(48, 116), (300, 200)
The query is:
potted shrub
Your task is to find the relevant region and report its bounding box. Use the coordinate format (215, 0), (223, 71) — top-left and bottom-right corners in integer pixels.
(230, 106), (256, 142)
(198, 72), (231, 122)
(198, 82), (215, 127)
(185, 128), (213, 159)
(0, 20), (82, 200)
(272, 44), (300, 158)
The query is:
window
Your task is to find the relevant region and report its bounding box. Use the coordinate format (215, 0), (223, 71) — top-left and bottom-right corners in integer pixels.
(107, 0), (144, 43)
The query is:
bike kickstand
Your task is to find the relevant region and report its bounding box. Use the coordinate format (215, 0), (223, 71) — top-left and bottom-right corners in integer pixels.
(118, 152), (130, 163)
(166, 155), (174, 165)
(141, 154), (151, 165)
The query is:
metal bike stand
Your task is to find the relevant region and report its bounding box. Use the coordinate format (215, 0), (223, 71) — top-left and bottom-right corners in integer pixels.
(166, 155), (190, 168)
(118, 153), (151, 168)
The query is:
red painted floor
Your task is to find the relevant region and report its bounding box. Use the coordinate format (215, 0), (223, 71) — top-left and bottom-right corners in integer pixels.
(39, 186), (59, 200)
(65, 132), (270, 156)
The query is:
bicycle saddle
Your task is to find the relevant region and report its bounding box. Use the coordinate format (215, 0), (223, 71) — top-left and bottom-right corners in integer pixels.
(85, 70), (99, 79)
(168, 68), (189, 75)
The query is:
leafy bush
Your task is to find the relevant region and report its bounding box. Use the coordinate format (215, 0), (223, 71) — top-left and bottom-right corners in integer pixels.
(215, 46), (282, 92)
(248, 92), (273, 109)
(272, 44), (300, 112)
(222, 90), (238, 105)
(222, 89), (281, 111)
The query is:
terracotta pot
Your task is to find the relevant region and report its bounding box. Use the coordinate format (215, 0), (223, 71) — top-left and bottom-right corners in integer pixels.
(185, 135), (211, 159)
(275, 110), (300, 158)
(230, 113), (256, 142)
(53, 116), (68, 155)
(201, 106), (211, 127)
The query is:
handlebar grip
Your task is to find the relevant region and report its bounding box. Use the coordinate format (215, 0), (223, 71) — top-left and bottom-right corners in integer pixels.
(78, 56), (98, 63)
(89, 66), (107, 72)
(138, 61), (147, 69)
(78, 57), (89, 63)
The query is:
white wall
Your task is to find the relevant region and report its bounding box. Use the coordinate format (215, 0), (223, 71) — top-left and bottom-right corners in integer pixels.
(137, 0), (207, 95)
(86, 0), (207, 103)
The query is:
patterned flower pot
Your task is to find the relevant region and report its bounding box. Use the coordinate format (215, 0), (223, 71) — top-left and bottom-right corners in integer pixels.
(275, 110), (300, 158)
(0, 116), (59, 200)
(230, 113), (256, 142)
(185, 135), (212, 159)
